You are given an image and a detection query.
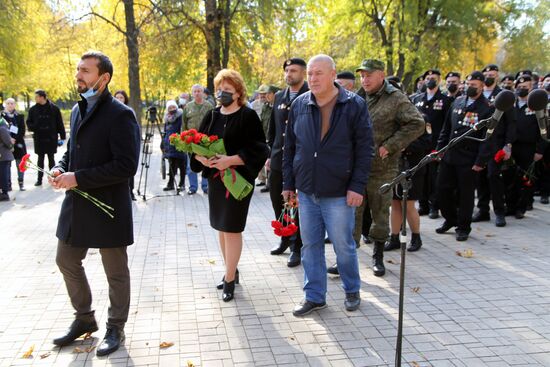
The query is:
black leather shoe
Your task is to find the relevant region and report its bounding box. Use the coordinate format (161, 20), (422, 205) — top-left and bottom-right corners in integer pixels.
(53, 319), (98, 347)
(344, 292), (361, 311)
(541, 195), (549, 204)
(96, 327), (125, 356)
(34, 180), (42, 186)
(293, 300), (327, 317)
(287, 251), (301, 267)
(472, 211), (490, 222)
(19, 183), (26, 191)
(456, 230), (469, 241)
(407, 233), (423, 252)
(260, 186), (270, 193)
(270, 239), (289, 255)
(515, 210), (525, 219)
(0, 193), (9, 202)
(435, 221), (455, 234)
(384, 234), (400, 251)
(222, 280), (235, 302)
(495, 214), (506, 227)
(324, 237), (331, 244)
(428, 209), (440, 219)
(216, 269), (239, 290)
(163, 185), (174, 191)
(363, 236), (373, 244)
(256, 182), (266, 187)
(372, 241), (385, 277)
(327, 263), (339, 275)
(526, 203), (533, 211)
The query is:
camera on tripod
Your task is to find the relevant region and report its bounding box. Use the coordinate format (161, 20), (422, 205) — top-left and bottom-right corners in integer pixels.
(146, 106), (158, 123)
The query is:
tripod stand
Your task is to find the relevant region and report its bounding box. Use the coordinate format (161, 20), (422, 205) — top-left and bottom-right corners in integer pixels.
(136, 106), (183, 200)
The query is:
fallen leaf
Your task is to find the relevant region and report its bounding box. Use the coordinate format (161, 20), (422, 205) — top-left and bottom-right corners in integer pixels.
(411, 362), (420, 367)
(73, 347), (84, 353)
(159, 341), (174, 349)
(21, 345), (34, 359)
(485, 234), (495, 237)
(411, 287), (420, 293)
(289, 336), (295, 341)
(39, 352), (51, 359)
(207, 259), (216, 265)
(85, 346), (95, 353)
(81, 332), (93, 340)
(456, 249), (474, 258)
(187, 223), (196, 227)
(387, 259), (399, 264)
(187, 361), (195, 367)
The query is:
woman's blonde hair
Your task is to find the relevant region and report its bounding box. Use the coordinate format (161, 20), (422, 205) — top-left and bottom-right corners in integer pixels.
(214, 69), (248, 106)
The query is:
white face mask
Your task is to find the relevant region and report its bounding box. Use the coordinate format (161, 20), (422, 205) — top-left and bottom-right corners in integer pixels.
(81, 76), (103, 100)
(179, 98), (187, 106)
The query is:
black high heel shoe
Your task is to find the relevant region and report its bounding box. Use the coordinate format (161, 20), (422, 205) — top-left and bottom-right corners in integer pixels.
(216, 269), (239, 290)
(222, 280), (235, 302)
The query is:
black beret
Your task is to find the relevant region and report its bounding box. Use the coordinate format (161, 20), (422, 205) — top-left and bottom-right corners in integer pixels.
(515, 75), (532, 87)
(483, 64), (499, 72)
(423, 69), (441, 78)
(445, 71), (461, 79)
(283, 58), (306, 70)
(501, 74), (515, 82)
(336, 71), (355, 80)
(544, 73), (550, 80)
(467, 71), (485, 82)
(515, 70), (533, 79)
(414, 76), (424, 84)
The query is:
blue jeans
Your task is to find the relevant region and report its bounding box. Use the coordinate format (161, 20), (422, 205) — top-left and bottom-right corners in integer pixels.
(297, 191), (360, 303)
(187, 154), (207, 191)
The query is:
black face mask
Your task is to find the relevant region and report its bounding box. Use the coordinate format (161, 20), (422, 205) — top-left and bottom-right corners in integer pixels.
(544, 83), (550, 92)
(426, 79), (438, 90)
(503, 85), (513, 91)
(516, 88), (529, 98)
(216, 91), (234, 107)
(447, 84), (458, 94)
(466, 86), (479, 98)
(484, 77), (495, 87)
(419, 84), (427, 93)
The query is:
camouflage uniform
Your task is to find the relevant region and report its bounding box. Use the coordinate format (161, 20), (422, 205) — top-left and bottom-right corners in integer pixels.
(182, 100), (213, 130)
(354, 60), (425, 258)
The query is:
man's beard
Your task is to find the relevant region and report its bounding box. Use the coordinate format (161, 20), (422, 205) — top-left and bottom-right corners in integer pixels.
(286, 77), (302, 87)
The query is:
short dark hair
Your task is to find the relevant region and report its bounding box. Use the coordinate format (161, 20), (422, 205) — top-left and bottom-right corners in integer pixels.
(35, 89), (47, 98)
(114, 90), (129, 105)
(81, 51), (114, 81)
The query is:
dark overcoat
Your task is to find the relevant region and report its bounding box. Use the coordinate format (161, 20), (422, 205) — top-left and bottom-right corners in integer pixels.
(26, 100), (66, 155)
(55, 89), (140, 248)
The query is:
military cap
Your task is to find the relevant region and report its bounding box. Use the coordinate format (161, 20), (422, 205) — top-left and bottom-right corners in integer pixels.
(544, 73), (550, 80)
(256, 84), (270, 93)
(483, 64), (499, 72)
(515, 75), (532, 87)
(515, 70), (533, 79)
(466, 71), (485, 82)
(336, 71), (355, 80)
(501, 74), (514, 82)
(267, 85), (280, 94)
(423, 69), (441, 78)
(414, 75), (424, 84)
(356, 59), (385, 72)
(283, 58), (306, 70)
(445, 71), (461, 79)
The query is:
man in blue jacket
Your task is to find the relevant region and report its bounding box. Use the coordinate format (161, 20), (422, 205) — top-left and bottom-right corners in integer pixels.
(282, 54), (374, 316)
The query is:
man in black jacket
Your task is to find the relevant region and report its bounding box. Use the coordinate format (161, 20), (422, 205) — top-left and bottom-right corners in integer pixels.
(283, 55), (374, 316)
(266, 58), (309, 267)
(436, 71), (493, 241)
(2, 98), (27, 190)
(26, 89), (66, 186)
(49, 51), (140, 356)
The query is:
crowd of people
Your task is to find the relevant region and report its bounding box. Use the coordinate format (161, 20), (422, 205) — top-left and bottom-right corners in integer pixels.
(0, 49), (549, 356)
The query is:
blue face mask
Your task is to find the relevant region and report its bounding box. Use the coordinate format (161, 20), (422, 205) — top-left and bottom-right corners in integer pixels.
(80, 76), (103, 100)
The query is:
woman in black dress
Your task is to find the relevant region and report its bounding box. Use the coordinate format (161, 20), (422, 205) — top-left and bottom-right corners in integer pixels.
(191, 69), (269, 302)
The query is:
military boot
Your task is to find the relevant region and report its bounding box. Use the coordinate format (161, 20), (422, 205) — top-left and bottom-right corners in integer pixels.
(372, 241), (386, 277)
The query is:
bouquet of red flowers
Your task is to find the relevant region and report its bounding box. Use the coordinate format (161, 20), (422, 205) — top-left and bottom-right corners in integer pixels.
(520, 162), (537, 188)
(170, 129), (253, 200)
(19, 154), (115, 218)
(271, 199), (299, 237)
(494, 149), (506, 163)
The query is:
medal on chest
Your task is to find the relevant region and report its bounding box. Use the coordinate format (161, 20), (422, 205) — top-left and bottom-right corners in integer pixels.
(460, 112), (478, 128)
(426, 123), (432, 134)
(433, 100), (443, 110)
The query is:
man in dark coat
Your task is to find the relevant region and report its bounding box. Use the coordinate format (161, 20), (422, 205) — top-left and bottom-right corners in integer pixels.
(2, 98), (27, 190)
(266, 58), (309, 267)
(48, 51), (140, 357)
(26, 89), (66, 186)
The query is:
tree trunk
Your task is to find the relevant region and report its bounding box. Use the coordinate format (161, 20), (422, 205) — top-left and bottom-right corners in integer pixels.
(123, 0), (142, 123)
(205, 0), (222, 91)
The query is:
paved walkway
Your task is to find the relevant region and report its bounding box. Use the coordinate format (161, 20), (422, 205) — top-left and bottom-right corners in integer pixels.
(1, 142), (550, 367)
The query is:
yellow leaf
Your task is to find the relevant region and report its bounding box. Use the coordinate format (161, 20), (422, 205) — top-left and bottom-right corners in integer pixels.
(207, 259), (216, 264)
(187, 361), (196, 367)
(411, 362), (420, 367)
(463, 249), (474, 258)
(159, 341), (174, 349)
(73, 347), (84, 353)
(21, 345), (34, 359)
(85, 346), (95, 353)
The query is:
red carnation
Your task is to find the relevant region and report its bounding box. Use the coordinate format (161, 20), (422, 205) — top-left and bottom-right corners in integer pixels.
(209, 135), (219, 142)
(188, 129), (198, 135)
(185, 136), (193, 144)
(494, 149), (506, 163)
(193, 134), (202, 144)
(19, 153), (31, 173)
(271, 220), (283, 229)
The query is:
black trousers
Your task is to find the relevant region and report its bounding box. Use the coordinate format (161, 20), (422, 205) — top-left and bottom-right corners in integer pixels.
(268, 169), (302, 252)
(167, 157), (187, 187)
(419, 161), (439, 210)
(511, 144), (536, 213)
(36, 153), (55, 181)
(437, 161), (476, 232)
(476, 160), (506, 216)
